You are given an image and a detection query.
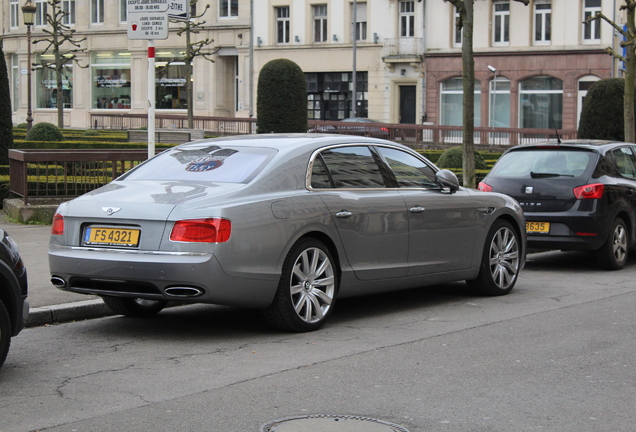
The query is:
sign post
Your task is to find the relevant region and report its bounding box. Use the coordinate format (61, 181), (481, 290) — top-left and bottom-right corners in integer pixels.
(126, 0), (170, 159)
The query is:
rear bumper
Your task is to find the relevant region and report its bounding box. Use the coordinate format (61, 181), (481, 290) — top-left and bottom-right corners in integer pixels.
(48, 245), (279, 309)
(525, 211), (609, 251)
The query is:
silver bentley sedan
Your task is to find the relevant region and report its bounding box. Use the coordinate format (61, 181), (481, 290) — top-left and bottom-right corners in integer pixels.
(49, 134), (525, 332)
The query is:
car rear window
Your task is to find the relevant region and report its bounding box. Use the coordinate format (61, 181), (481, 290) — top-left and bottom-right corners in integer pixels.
(120, 144), (277, 183)
(490, 150), (595, 178)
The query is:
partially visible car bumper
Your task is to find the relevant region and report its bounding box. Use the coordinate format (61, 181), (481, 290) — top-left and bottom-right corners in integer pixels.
(48, 245), (279, 308)
(525, 211), (609, 251)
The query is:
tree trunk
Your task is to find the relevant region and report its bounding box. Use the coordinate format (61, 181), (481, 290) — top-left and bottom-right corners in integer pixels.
(625, 5), (636, 143)
(461, 1), (476, 188)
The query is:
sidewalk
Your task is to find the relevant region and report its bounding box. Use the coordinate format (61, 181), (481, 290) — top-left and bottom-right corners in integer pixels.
(0, 213), (114, 327)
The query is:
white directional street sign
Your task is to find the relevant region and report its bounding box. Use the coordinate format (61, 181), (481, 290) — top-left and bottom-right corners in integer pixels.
(168, 0), (190, 21)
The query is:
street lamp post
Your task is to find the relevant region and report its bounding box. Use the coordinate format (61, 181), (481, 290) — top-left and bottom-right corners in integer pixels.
(22, 1), (36, 132)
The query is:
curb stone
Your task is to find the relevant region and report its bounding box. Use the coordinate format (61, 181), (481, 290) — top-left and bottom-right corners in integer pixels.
(26, 299), (114, 328)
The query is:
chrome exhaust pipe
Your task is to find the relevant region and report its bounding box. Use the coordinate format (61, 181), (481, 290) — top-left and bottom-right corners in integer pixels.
(164, 286), (204, 297)
(51, 276), (67, 289)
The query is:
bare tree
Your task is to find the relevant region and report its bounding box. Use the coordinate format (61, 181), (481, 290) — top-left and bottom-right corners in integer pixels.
(168, 0), (217, 129)
(446, 0), (528, 188)
(32, 0), (86, 129)
(585, 1), (636, 143)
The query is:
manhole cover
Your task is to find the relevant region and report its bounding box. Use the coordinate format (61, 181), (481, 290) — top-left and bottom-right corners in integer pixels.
(260, 415), (410, 432)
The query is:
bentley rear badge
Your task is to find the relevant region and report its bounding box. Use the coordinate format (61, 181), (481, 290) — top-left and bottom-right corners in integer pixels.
(102, 207), (121, 216)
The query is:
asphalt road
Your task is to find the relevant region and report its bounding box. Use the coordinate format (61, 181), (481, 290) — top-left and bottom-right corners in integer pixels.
(1, 246), (635, 432)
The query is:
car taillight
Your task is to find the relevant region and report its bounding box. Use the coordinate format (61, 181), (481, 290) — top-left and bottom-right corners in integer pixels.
(170, 218), (231, 243)
(51, 213), (65, 235)
(573, 183), (604, 200)
(478, 182), (493, 192)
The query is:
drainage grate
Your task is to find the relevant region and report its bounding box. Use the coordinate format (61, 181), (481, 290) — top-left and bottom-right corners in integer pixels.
(260, 414), (411, 432)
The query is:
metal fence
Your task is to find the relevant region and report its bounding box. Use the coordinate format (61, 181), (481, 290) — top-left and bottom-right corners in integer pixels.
(90, 113), (577, 148)
(8, 149), (153, 205)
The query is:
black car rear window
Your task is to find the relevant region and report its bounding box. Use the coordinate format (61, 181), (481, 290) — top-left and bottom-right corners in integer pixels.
(490, 150), (595, 178)
(120, 144), (277, 183)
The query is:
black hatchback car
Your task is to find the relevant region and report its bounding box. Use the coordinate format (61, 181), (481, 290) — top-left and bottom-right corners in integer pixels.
(479, 140), (636, 270)
(0, 229), (28, 368)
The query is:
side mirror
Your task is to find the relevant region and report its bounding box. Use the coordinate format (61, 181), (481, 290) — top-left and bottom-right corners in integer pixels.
(435, 169), (460, 193)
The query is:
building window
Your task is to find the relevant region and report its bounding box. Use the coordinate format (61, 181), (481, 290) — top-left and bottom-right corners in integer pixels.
(120, 0), (127, 22)
(519, 76), (563, 129)
(62, 0), (76, 25)
(92, 52), (132, 109)
(276, 6), (290, 44)
(306, 72), (368, 120)
(490, 77), (510, 128)
(11, 54), (19, 112)
(440, 77), (481, 126)
(353, 2), (367, 41)
(10, 0), (19, 28)
(91, 0), (104, 24)
(220, 0), (238, 18)
(35, 57), (73, 109)
(399, 1), (414, 37)
(156, 52), (188, 109)
(493, 1), (510, 45)
(534, 1), (551, 45)
(35, 0), (47, 26)
(453, 6), (462, 46)
(577, 76), (600, 127)
(583, 0), (601, 43)
(313, 5), (328, 43)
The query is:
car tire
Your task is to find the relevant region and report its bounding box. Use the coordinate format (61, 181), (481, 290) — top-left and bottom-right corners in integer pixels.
(0, 300), (12, 368)
(467, 219), (521, 296)
(596, 217), (629, 270)
(101, 296), (167, 318)
(263, 238), (338, 332)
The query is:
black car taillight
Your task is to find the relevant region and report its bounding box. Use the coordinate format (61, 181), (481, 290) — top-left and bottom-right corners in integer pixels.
(478, 182), (493, 192)
(573, 183), (604, 200)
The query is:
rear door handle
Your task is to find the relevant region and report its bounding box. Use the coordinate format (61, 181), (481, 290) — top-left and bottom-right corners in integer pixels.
(409, 206), (425, 213)
(336, 211), (352, 218)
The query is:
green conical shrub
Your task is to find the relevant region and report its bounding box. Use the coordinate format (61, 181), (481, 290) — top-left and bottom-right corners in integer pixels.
(578, 78), (629, 141)
(257, 58), (307, 133)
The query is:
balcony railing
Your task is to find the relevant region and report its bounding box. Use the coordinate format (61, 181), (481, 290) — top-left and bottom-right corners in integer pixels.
(382, 37), (423, 58)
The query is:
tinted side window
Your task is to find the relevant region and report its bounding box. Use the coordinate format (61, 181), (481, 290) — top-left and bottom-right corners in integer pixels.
(376, 147), (437, 188)
(319, 146), (385, 188)
(310, 156), (333, 188)
(612, 147), (636, 178)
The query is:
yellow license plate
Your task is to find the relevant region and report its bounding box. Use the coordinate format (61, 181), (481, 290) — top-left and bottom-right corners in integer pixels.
(526, 222), (550, 234)
(84, 227), (140, 247)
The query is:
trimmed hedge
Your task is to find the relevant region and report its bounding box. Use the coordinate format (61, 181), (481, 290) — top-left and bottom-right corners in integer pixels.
(257, 59), (307, 133)
(578, 78), (627, 141)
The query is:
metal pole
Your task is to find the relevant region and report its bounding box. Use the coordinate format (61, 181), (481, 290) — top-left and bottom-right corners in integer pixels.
(249, 0), (254, 118)
(351, 0), (357, 118)
(492, 70), (497, 128)
(148, 40), (156, 159)
(26, 24), (33, 132)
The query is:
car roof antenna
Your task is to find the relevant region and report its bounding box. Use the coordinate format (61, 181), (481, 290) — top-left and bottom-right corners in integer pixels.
(552, 121), (562, 144)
